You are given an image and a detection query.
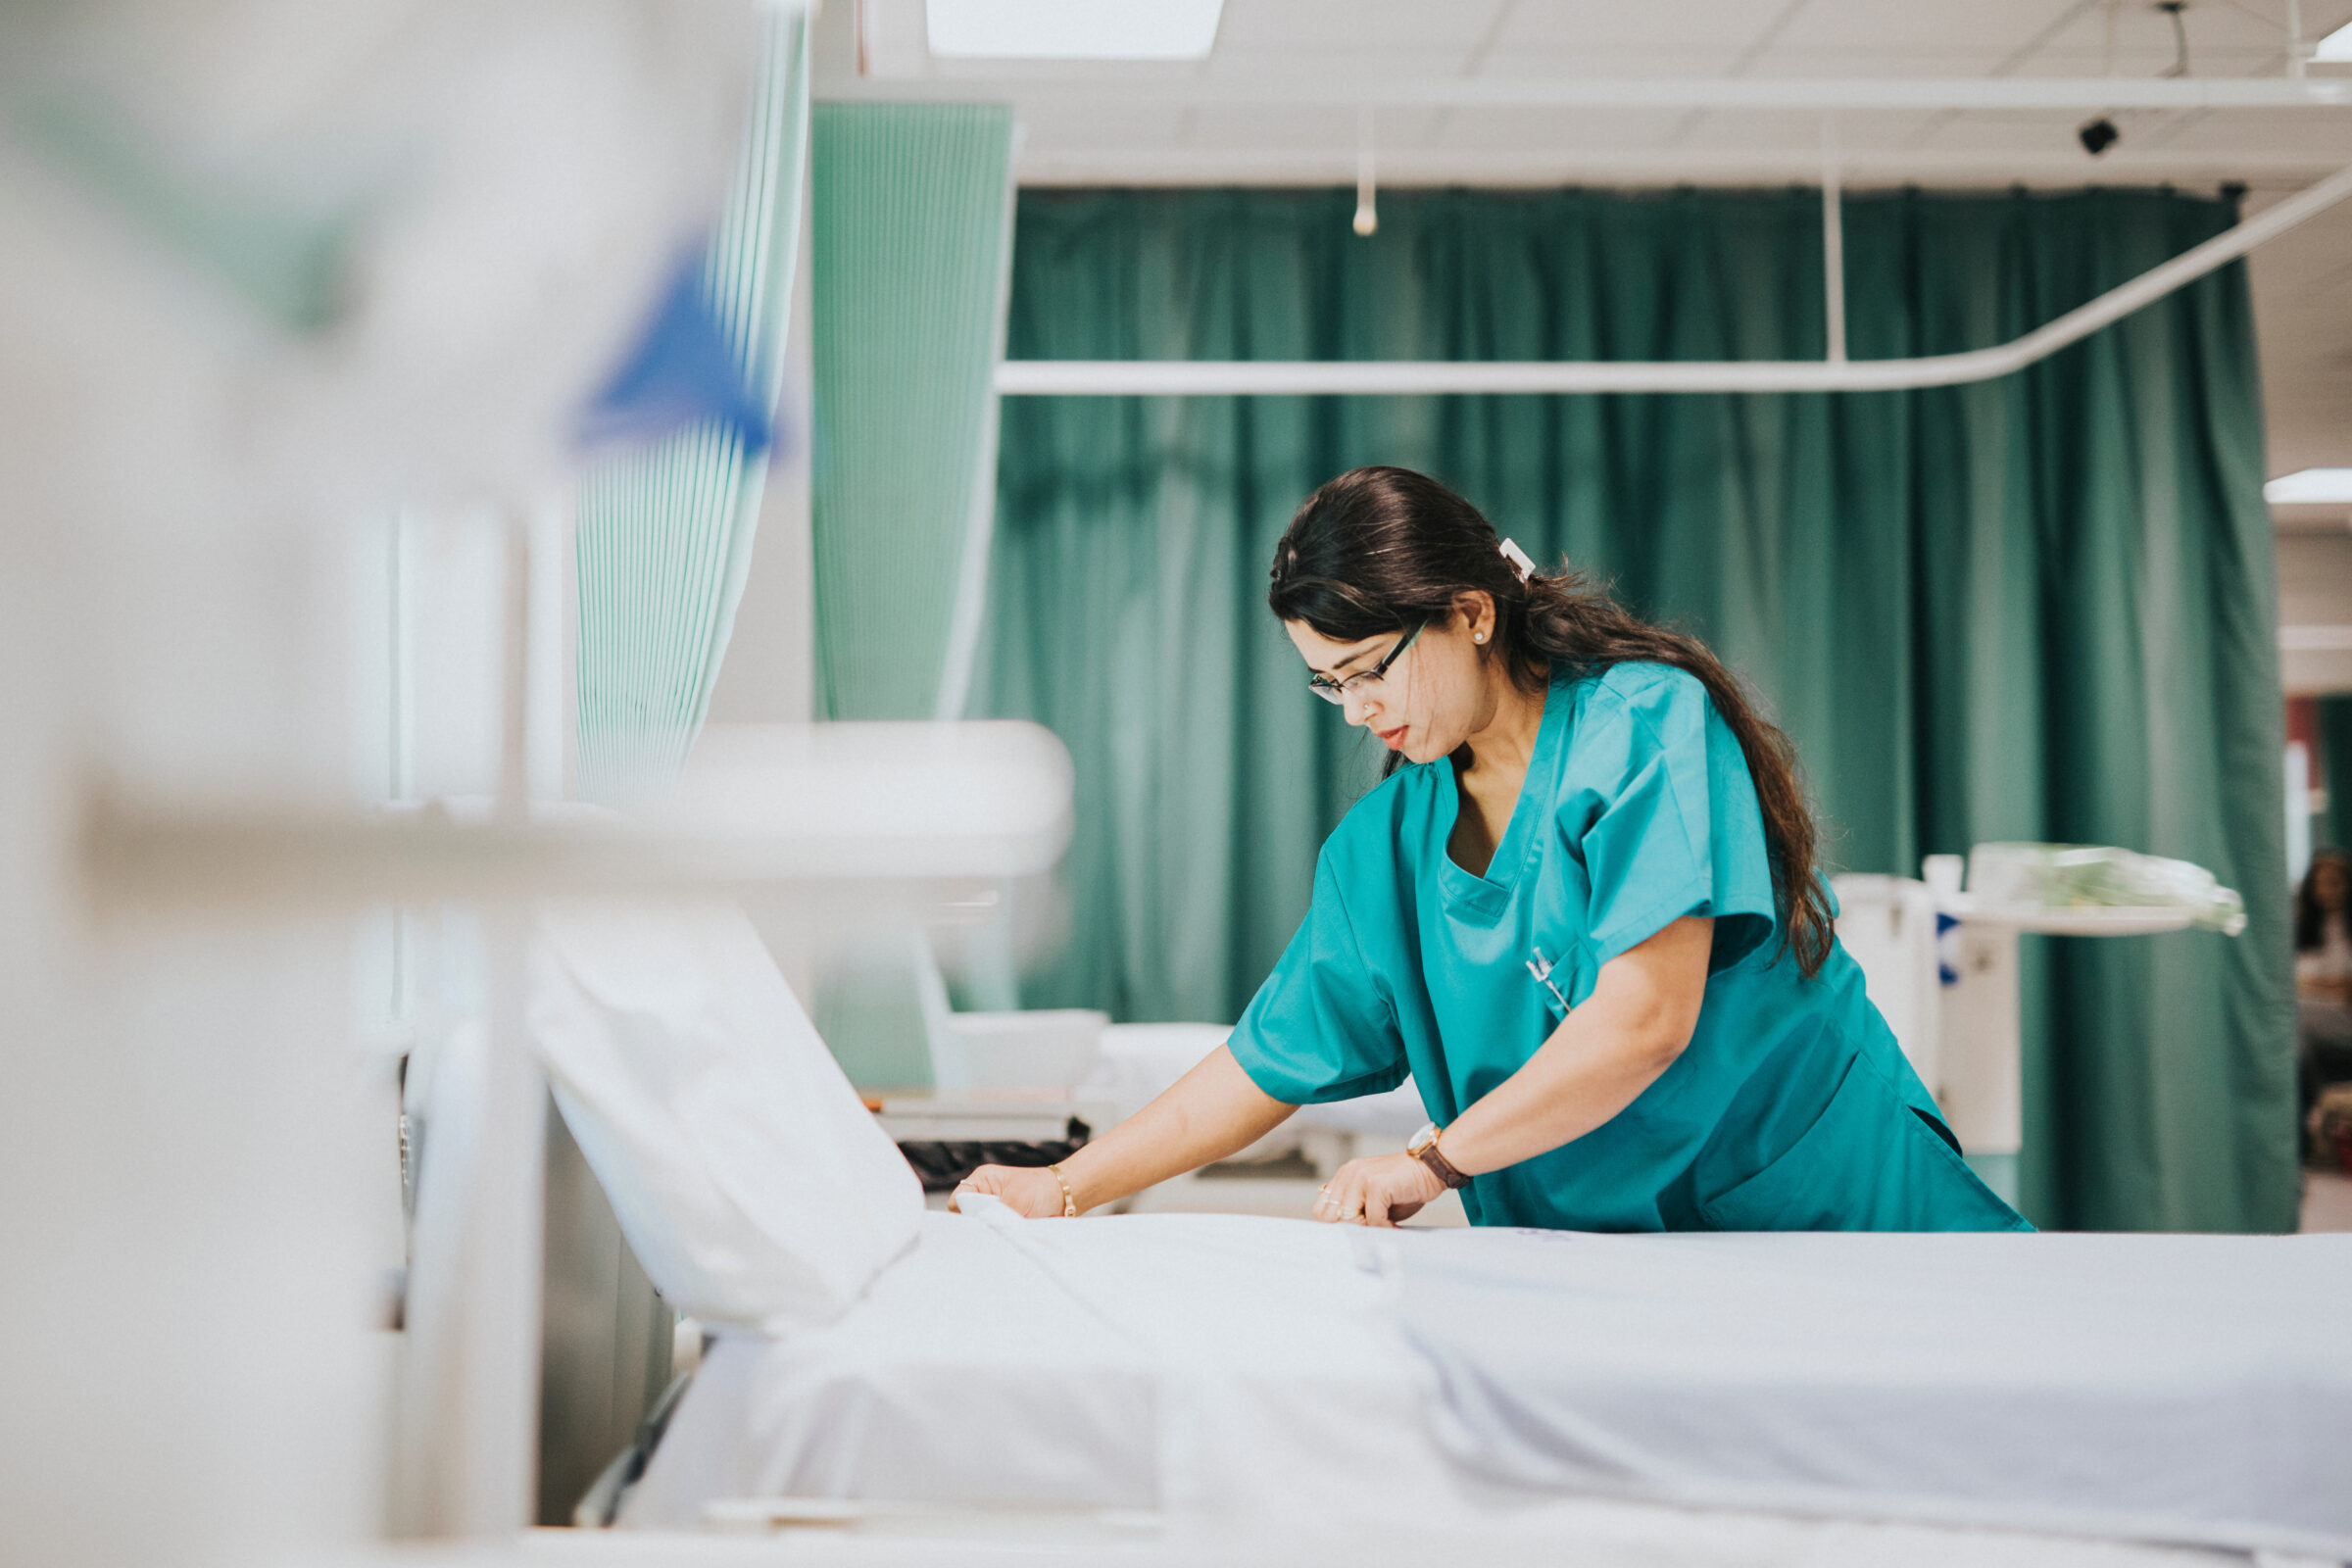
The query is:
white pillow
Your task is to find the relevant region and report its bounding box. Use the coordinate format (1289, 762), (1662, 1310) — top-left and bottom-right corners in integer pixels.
(529, 897), (922, 1334)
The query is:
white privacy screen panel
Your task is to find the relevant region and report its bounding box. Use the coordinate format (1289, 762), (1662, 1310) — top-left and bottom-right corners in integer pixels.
(530, 896), (921, 1334)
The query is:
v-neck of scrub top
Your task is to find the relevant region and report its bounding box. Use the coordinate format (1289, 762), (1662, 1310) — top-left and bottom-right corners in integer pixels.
(1435, 677), (1573, 922)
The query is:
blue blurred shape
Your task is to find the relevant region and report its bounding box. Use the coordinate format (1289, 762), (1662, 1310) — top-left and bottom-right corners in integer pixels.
(576, 250), (771, 458)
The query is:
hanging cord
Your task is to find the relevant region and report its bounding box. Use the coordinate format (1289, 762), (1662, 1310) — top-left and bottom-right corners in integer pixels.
(1820, 116), (1846, 365)
(2159, 1), (2191, 78)
(1353, 106), (1378, 237)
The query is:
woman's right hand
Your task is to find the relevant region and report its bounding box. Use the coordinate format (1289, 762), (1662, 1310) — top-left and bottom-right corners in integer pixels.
(948, 1163), (1073, 1218)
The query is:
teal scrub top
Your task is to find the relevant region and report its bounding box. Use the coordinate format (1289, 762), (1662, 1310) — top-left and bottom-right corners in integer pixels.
(1227, 662), (2028, 1234)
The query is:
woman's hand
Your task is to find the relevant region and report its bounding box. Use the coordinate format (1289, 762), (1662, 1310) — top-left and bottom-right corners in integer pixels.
(1312, 1152), (1446, 1227)
(949, 1163), (1072, 1218)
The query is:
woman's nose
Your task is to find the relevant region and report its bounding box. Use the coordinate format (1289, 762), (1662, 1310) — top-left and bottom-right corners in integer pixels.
(1343, 689), (1380, 727)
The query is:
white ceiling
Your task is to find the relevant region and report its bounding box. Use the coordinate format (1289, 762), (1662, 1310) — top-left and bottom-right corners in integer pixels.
(831, 0), (2352, 183)
(819, 1), (2352, 655)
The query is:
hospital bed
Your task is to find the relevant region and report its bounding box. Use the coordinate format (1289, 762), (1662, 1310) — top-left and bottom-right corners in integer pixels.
(531, 897), (2352, 1566)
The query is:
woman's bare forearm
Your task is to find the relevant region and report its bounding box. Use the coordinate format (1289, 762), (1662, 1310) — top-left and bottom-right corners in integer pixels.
(1057, 1044), (1297, 1210)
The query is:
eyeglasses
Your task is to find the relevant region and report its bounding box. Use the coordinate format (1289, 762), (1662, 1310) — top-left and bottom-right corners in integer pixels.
(1307, 623), (1422, 706)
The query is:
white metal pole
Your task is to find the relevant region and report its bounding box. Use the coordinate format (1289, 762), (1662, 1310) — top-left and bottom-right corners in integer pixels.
(997, 160), (2352, 397)
(1821, 117), (1847, 365)
(827, 74), (2352, 111)
(390, 509), (548, 1539)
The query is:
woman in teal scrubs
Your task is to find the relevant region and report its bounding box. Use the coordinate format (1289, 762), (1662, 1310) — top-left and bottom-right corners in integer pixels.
(958, 466), (2027, 1233)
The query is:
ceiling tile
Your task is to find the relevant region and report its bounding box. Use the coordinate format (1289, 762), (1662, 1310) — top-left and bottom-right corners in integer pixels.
(1211, 0), (1512, 51)
(1483, 0), (1802, 53)
(1425, 106), (1696, 152)
(1766, 0), (2087, 56)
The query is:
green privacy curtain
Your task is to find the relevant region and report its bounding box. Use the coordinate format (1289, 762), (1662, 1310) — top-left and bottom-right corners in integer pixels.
(573, 10), (808, 794)
(977, 186), (2296, 1234)
(802, 103), (1016, 1087)
(2316, 696), (2352, 855)
(810, 103), (1016, 721)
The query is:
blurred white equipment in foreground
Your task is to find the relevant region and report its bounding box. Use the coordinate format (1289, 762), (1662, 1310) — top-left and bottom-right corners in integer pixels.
(0, 4), (771, 1563)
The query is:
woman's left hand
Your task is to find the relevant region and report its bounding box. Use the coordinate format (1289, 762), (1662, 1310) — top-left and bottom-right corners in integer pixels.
(1313, 1152), (1446, 1227)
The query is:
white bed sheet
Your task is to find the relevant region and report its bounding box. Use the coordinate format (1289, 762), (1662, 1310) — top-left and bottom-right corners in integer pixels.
(621, 1206), (2347, 1565)
(623, 1205), (1459, 1527)
(1394, 1229), (2352, 1558)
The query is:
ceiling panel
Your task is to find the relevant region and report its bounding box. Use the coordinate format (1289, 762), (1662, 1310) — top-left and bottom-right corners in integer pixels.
(1474, 45), (1758, 77)
(2130, 108), (2352, 155)
(1480, 1), (1802, 53)
(1210, 0), (1510, 51)
(1182, 103), (1379, 150)
(1423, 106), (1696, 153)
(1766, 0), (2086, 55)
(1008, 101), (1196, 146)
(1674, 107), (1953, 156)
(1200, 44), (1483, 78)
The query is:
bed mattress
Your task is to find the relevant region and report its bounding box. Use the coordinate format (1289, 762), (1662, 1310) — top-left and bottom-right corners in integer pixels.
(621, 1206), (2352, 1559)
(623, 1205), (1457, 1526)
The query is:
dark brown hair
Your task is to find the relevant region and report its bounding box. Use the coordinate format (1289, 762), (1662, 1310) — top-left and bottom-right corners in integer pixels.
(1269, 466), (1835, 979)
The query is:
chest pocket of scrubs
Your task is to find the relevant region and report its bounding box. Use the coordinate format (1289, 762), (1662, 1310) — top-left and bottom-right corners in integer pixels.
(1696, 1054), (2029, 1233)
(1524, 920), (1599, 1027)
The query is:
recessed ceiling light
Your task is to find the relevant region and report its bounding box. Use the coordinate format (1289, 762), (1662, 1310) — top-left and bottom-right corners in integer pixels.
(2318, 18), (2352, 61)
(925, 0), (1225, 59)
(2265, 467), (2352, 504)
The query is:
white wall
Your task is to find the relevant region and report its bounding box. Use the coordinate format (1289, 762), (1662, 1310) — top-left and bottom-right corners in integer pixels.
(2278, 525), (2352, 695)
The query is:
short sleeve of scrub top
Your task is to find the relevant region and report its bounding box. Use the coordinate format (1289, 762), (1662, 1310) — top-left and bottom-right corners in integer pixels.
(1564, 667), (1779, 978)
(1224, 852), (1407, 1105)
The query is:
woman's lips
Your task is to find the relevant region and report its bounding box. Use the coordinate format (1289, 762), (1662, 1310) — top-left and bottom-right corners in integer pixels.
(1376, 724), (1408, 750)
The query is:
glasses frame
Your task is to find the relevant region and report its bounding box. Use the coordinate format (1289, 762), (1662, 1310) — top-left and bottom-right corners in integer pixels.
(1308, 622), (1423, 706)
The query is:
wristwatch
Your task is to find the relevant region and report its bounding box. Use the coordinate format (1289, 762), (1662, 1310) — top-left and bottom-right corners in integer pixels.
(1405, 1122), (1471, 1190)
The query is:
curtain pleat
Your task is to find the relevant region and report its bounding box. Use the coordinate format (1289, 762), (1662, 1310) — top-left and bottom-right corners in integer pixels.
(2317, 696), (2352, 854)
(978, 185), (2296, 1234)
(573, 10), (808, 795)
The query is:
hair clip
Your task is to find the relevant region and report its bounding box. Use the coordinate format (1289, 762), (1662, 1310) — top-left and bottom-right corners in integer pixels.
(1497, 538), (1536, 583)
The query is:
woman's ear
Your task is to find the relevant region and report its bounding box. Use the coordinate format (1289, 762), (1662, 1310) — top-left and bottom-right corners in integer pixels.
(1453, 591), (1496, 646)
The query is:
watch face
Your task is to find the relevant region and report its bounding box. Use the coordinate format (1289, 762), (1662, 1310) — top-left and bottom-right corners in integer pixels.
(1407, 1123), (1438, 1154)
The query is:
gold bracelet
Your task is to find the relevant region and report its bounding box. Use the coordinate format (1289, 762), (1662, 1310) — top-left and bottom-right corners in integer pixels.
(1047, 1162), (1079, 1218)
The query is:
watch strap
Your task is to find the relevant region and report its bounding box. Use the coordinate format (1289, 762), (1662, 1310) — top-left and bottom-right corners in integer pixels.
(1410, 1135), (1471, 1191)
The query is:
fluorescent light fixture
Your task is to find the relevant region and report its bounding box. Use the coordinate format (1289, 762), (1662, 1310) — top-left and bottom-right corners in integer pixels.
(925, 0), (1225, 59)
(2317, 18), (2352, 61)
(2265, 467), (2352, 504)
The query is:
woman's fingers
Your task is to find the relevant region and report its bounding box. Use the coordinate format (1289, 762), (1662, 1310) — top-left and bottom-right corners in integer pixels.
(1315, 1160), (1377, 1224)
(1314, 1154), (1445, 1227)
(950, 1163), (1017, 1214)
(947, 1167), (987, 1212)
(953, 1163), (1073, 1219)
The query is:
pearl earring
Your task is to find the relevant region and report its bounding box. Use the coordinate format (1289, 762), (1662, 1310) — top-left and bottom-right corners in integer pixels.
(1474, 632), (1487, 643)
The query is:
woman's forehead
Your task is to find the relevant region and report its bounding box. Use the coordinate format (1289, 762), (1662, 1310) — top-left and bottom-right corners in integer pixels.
(1284, 620), (1387, 669)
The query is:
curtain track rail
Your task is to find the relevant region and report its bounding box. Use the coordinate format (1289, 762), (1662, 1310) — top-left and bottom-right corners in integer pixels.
(995, 162), (2352, 398)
